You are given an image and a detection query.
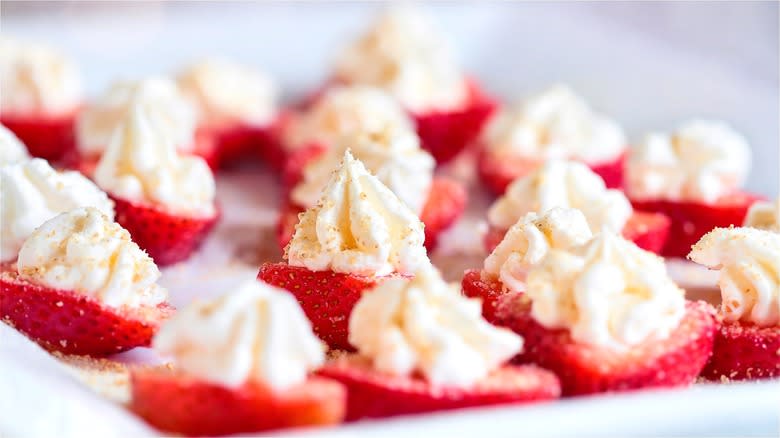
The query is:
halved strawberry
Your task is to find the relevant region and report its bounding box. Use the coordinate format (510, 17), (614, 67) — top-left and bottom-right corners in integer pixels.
(495, 293), (717, 396)
(0, 268), (172, 356)
(198, 112), (291, 171)
(1, 111), (77, 163)
(630, 192), (762, 258)
(111, 195), (219, 267)
(700, 321), (780, 381)
(258, 263), (386, 351)
(461, 269), (508, 324)
(281, 143), (327, 196)
(130, 367), (345, 436)
(318, 355), (560, 421)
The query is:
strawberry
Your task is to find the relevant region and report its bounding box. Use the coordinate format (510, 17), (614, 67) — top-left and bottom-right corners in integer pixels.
(130, 367), (345, 436)
(495, 293), (717, 396)
(197, 112), (291, 171)
(460, 269), (508, 324)
(630, 192), (762, 258)
(276, 202), (303, 251)
(318, 355), (560, 421)
(1, 112), (77, 163)
(257, 263), (385, 350)
(0, 268), (173, 356)
(111, 196), (219, 267)
(700, 321), (780, 381)
(281, 143), (327, 196)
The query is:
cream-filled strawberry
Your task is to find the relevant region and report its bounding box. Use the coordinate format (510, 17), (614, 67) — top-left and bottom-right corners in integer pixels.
(495, 231), (717, 395)
(130, 279), (345, 436)
(479, 85), (626, 194)
(744, 197), (779, 233)
(626, 120), (760, 257)
(319, 265), (559, 420)
(0, 207), (172, 355)
(0, 37), (81, 161)
(485, 160), (669, 254)
(93, 103), (218, 266)
(688, 227), (780, 380)
(1, 158), (114, 263)
(261, 150), (429, 349)
(0, 123), (30, 165)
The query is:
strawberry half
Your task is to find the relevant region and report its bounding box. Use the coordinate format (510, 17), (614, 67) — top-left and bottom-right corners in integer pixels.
(0, 268), (172, 356)
(700, 321), (780, 381)
(630, 191), (761, 258)
(258, 263), (385, 351)
(1, 112), (77, 163)
(495, 293), (717, 396)
(111, 195), (219, 267)
(318, 355), (560, 421)
(281, 143), (327, 196)
(130, 367), (345, 436)
(461, 269), (508, 324)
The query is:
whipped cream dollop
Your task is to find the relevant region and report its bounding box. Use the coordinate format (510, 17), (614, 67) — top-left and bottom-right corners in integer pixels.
(744, 198), (779, 233)
(288, 85), (413, 150)
(292, 127), (434, 214)
(488, 160), (632, 232)
(94, 103), (216, 217)
(484, 207), (593, 292)
(483, 85), (625, 163)
(77, 77), (197, 156)
(17, 207), (166, 308)
(0, 37), (81, 116)
(688, 227), (780, 327)
(1, 158), (114, 262)
(177, 58), (277, 127)
(527, 231), (686, 350)
(626, 120), (750, 203)
(0, 124), (29, 165)
(334, 7), (467, 113)
(154, 279), (324, 389)
(350, 265), (522, 387)
(286, 150), (428, 276)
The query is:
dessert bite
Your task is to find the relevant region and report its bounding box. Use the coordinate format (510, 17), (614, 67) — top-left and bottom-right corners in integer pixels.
(625, 120), (760, 257)
(479, 85), (627, 194)
(485, 160), (670, 254)
(130, 279), (345, 436)
(495, 231), (717, 396)
(1, 158), (114, 263)
(0, 37), (82, 162)
(93, 102), (218, 266)
(260, 150), (430, 350)
(743, 197), (779, 233)
(688, 227), (780, 380)
(319, 265), (560, 420)
(0, 207), (172, 355)
(0, 123), (30, 165)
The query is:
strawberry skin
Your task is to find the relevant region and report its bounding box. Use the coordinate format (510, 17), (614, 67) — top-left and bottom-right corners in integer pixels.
(1, 111), (77, 163)
(495, 293), (717, 396)
(198, 112), (291, 171)
(131, 368), (345, 436)
(111, 195), (219, 267)
(281, 143), (327, 196)
(258, 263), (384, 351)
(461, 269), (508, 324)
(701, 321), (780, 381)
(319, 355), (560, 421)
(0, 269), (173, 356)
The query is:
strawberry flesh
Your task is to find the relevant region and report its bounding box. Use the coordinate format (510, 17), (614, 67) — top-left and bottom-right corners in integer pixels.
(1, 112), (77, 163)
(701, 321), (780, 381)
(460, 269), (509, 324)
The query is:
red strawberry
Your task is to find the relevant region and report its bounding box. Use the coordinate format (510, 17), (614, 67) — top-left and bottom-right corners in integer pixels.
(1, 111), (77, 163)
(281, 143), (327, 195)
(258, 263), (385, 350)
(255, 111), (293, 172)
(630, 192), (762, 258)
(700, 321), (780, 381)
(130, 367), (345, 436)
(419, 177), (468, 250)
(0, 268), (173, 356)
(276, 202), (303, 251)
(318, 355), (560, 421)
(111, 195), (219, 267)
(460, 269), (509, 323)
(495, 293), (717, 396)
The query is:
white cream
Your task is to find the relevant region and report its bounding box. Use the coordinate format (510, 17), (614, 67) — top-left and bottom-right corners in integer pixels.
(334, 7), (467, 112)
(153, 279), (324, 389)
(1, 158), (114, 262)
(17, 207), (166, 309)
(0, 37), (81, 116)
(744, 198), (779, 233)
(177, 58), (277, 127)
(286, 150), (428, 276)
(484, 85), (625, 163)
(688, 227), (780, 327)
(0, 124), (29, 165)
(626, 120), (750, 203)
(527, 231), (686, 350)
(76, 77), (197, 156)
(484, 207), (593, 292)
(488, 160), (632, 232)
(94, 103), (216, 217)
(350, 265), (522, 387)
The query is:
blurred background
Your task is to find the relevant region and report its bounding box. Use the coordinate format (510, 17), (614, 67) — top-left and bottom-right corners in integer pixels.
(2, 1), (777, 195)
